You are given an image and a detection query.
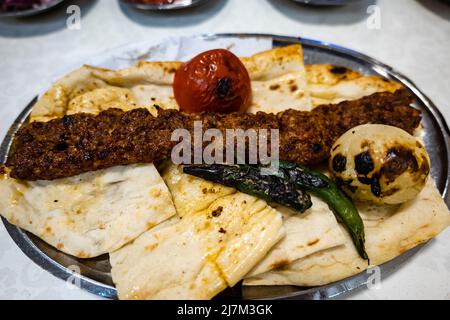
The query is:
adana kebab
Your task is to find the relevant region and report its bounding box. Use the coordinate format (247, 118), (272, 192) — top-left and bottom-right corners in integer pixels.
(6, 90), (420, 181)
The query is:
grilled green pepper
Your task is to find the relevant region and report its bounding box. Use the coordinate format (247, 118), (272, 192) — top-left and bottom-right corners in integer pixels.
(183, 164), (312, 213)
(183, 161), (368, 260)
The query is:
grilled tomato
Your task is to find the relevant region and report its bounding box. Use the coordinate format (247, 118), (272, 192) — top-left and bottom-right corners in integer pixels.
(173, 49), (251, 113)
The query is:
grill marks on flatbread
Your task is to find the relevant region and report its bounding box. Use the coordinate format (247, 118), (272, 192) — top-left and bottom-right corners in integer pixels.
(306, 64), (402, 107)
(241, 44), (311, 113)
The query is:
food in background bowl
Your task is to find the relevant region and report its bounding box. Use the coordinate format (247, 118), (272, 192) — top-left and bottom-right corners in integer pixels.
(292, 0), (362, 5)
(329, 124), (430, 204)
(130, 0), (175, 4)
(0, 0), (53, 11)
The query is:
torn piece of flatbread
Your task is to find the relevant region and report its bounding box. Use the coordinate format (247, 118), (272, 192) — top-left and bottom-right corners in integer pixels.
(161, 163), (236, 217)
(245, 199), (346, 277)
(244, 179), (450, 286)
(109, 171), (284, 300)
(0, 164), (176, 258)
(30, 45), (312, 122)
(241, 44), (312, 113)
(306, 64), (402, 107)
(29, 65), (171, 122)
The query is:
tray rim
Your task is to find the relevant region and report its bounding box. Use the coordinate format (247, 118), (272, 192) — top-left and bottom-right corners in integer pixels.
(1, 33), (449, 300)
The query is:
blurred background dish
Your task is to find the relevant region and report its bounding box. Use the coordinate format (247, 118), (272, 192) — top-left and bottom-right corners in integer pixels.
(0, 0), (65, 17)
(291, 0), (362, 5)
(120, 0), (210, 11)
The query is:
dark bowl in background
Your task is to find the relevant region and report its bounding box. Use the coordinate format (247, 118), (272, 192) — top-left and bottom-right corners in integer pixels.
(291, 0), (363, 5)
(0, 0), (66, 18)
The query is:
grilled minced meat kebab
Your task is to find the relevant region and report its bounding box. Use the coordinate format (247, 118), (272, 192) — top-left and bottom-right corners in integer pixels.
(6, 90), (420, 181)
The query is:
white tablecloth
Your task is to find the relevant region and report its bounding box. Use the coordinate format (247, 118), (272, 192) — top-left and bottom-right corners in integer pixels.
(0, 0), (449, 300)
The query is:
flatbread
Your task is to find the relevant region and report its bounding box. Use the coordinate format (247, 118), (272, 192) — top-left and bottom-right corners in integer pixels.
(30, 44), (312, 123)
(110, 176), (284, 299)
(244, 179), (450, 286)
(154, 163), (347, 291)
(162, 156), (346, 280)
(241, 44), (312, 113)
(161, 163), (236, 217)
(0, 164), (176, 258)
(306, 64), (402, 107)
(246, 199), (346, 277)
(29, 65), (166, 122)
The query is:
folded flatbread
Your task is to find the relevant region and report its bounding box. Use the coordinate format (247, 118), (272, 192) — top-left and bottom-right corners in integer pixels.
(110, 168), (284, 299)
(0, 164), (176, 258)
(244, 179), (450, 286)
(246, 200), (346, 277)
(306, 64), (402, 107)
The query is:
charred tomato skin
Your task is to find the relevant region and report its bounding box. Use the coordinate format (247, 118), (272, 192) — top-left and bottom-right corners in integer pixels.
(173, 49), (251, 114)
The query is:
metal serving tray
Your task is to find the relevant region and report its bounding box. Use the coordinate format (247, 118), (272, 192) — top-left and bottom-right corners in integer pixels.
(1, 34), (449, 300)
